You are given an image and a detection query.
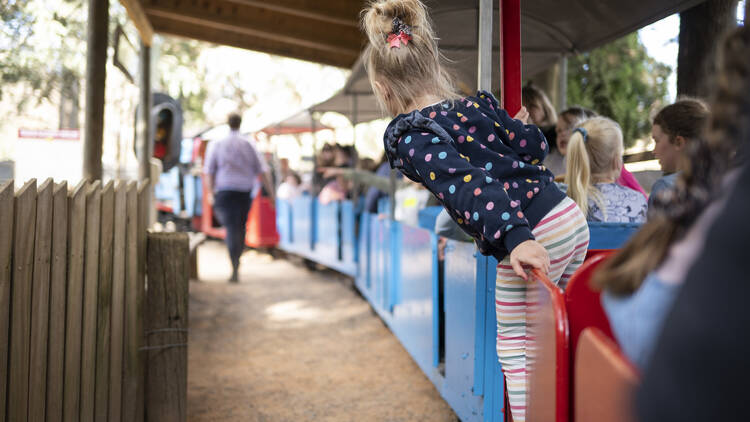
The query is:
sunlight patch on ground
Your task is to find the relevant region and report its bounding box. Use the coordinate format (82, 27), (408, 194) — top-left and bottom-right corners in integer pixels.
(265, 300), (322, 322)
(263, 299), (370, 329)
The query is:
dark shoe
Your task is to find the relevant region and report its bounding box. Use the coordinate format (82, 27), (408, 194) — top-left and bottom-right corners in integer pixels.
(229, 271), (239, 283)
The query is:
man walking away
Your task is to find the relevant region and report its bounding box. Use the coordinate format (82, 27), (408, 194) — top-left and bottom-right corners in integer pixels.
(204, 113), (275, 282)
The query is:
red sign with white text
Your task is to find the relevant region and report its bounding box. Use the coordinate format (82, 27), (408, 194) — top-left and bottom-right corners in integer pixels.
(18, 128), (80, 141)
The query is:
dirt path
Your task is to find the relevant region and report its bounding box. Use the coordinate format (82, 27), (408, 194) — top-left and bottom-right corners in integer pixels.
(187, 240), (457, 422)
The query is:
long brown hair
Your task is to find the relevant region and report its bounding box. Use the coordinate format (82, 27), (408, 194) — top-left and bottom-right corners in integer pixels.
(522, 85), (557, 127)
(594, 26), (750, 296)
(361, 0), (460, 116)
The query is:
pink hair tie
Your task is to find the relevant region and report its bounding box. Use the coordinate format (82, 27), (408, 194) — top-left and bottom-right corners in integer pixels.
(387, 17), (412, 48)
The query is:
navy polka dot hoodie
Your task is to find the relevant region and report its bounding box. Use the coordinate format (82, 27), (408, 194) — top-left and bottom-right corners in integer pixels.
(383, 91), (566, 261)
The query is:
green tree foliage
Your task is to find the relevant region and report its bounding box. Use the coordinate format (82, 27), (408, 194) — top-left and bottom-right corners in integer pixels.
(567, 33), (671, 146)
(0, 0), (86, 105)
(157, 38), (210, 126)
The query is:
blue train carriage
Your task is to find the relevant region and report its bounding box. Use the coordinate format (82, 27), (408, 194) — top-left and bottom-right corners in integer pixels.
(265, 0), (702, 419)
(275, 189), (640, 421)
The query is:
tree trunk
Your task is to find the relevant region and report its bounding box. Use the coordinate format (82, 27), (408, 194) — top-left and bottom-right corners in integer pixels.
(678, 0), (738, 98)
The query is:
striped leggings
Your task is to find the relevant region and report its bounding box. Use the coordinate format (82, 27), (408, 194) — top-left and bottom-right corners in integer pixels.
(495, 197), (589, 422)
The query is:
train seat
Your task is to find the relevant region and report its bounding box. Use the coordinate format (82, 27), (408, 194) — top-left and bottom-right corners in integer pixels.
(587, 222), (640, 250)
(564, 253), (615, 361)
(564, 253), (617, 421)
(526, 269), (569, 422)
(574, 328), (639, 422)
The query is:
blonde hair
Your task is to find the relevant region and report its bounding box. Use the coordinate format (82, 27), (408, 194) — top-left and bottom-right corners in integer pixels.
(564, 117), (624, 218)
(522, 85), (557, 127)
(361, 0), (460, 116)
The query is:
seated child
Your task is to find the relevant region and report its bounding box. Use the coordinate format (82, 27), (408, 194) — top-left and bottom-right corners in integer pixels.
(594, 26), (746, 371)
(649, 99), (710, 212)
(565, 117), (648, 223)
(546, 106), (593, 176)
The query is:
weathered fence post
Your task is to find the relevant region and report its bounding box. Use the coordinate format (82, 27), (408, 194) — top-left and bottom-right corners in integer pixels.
(64, 181), (87, 422)
(29, 179), (53, 422)
(123, 181), (142, 422)
(109, 182), (127, 422)
(145, 232), (189, 422)
(81, 181), (102, 422)
(47, 182), (69, 421)
(0, 181), (14, 421)
(9, 180), (37, 421)
(135, 180), (150, 421)
(95, 181), (115, 420)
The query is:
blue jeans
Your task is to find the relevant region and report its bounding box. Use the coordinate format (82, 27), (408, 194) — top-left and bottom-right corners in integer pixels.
(213, 191), (253, 273)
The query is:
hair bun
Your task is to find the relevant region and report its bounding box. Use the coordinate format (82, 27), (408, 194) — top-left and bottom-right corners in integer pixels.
(362, 0), (431, 48)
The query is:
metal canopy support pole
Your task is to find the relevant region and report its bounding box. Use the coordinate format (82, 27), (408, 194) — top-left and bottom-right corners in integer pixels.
(138, 41), (152, 181)
(351, 94), (361, 208)
(499, 0), (522, 115)
(310, 111), (319, 193)
(478, 0), (493, 91)
(83, 0), (109, 181)
(558, 56), (568, 111)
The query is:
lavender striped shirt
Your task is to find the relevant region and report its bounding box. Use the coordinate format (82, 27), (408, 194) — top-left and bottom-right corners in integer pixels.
(204, 130), (268, 192)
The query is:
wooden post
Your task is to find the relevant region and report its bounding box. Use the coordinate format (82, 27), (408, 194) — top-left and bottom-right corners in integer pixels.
(28, 180), (54, 422)
(83, 0), (109, 181)
(64, 181), (87, 422)
(46, 182), (69, 422)
(136, 181), (150, 420)
(138, 41), (152, 181)
(80, 181), (102, 422)
(499, 0), (522, 115)
(123, 181), (142, 422)
(109, 182), (127, 422)
(95, 182), (115, 420)
(8, 180), (37, 422)
(478, 0), (493, 91)
(138, 41), (153, 234)
(0, 181), (14, 422)
(146, 232), (189, 422)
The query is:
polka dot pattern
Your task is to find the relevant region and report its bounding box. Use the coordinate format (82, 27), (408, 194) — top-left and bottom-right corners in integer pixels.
(385, 90), (556, 259)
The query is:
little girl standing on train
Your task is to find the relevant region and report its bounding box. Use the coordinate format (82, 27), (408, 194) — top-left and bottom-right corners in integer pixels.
(361, 1), (589, 420)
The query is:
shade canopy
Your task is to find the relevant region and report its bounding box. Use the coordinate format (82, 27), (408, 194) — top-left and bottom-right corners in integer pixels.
(259, 110), (330, 136)
(307, 0), (706, 124)
(121, 0), (706, 125)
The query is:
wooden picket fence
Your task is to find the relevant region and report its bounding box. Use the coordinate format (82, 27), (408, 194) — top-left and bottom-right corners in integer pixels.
(0, 178), (188, 422)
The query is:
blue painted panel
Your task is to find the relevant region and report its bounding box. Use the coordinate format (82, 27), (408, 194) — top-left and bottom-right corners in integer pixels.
(481, 255), (505, 422)
(291, 195), (313, 255)
(432, 233), (440, 368)
(275, 199), (292, 248)
(473, 254), (488, 396)
(388, 222), (402, 311)
(418, 206), (443, 231)
(314, 200), (339, 265)
(443, 240), (484, 421)
(391, 224), (434, 375)
(367, 213), (378, 291)
(182, 174), (201, 218)
(340, 201), (357, 276)
(154, 166), (182, 214)
(376, 218), (391, 313)
(588, 221), (641, 249)
(355, 212), (371, 294)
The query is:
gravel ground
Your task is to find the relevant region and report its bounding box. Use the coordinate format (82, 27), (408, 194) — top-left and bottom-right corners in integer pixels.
(187, 240), (458, 422)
